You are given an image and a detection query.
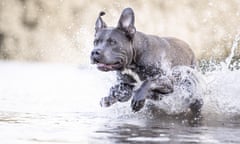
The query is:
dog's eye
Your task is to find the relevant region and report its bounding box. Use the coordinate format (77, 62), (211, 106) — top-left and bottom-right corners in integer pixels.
(94, 39), (103, 46)
(107, 39), (117, 45)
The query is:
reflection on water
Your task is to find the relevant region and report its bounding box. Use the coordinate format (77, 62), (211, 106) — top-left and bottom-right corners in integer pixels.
(1, 61), (240, 144)
(1, 110), (240, 144)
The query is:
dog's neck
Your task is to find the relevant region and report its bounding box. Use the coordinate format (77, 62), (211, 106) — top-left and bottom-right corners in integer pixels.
(126, 32), (142, 68)
(125, 37), (136, 69)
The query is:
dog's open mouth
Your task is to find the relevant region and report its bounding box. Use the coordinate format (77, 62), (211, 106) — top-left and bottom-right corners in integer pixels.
(96, 62), (122, 71)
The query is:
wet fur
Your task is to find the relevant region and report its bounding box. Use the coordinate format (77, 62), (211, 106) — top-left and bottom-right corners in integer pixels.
(91, 8), (202, 113)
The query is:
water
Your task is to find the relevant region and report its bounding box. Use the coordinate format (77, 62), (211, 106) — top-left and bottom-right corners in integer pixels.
(0, 36), (240, 143)
(0, 60), (239, 144)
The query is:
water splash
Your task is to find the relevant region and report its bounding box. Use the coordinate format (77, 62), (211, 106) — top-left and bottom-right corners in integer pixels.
(144, 66), (204, 115)
(225, 33), (240, 68)
(201, 33), (240, 117)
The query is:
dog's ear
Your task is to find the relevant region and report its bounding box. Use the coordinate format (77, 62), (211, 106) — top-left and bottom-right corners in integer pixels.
(117, 8), (136, 39)
(95, 11), (107, 33)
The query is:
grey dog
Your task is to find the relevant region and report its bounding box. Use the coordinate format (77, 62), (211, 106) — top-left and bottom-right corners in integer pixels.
(91, 8), (202, 113)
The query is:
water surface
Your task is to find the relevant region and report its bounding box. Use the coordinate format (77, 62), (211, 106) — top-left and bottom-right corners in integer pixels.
(0, 61), (240, 144)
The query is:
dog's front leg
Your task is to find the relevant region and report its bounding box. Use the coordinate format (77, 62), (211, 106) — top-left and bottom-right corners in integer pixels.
(100, 72), (136, 107)
(131, 75), (174, 112)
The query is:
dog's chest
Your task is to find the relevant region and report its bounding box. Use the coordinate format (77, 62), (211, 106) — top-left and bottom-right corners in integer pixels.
(120, 64), (164, 91)
(121, 68), (143, 90)
(121, 66), (160, 87)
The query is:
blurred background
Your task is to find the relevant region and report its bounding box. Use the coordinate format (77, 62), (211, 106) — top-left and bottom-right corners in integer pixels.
(0, 0), (239, 64)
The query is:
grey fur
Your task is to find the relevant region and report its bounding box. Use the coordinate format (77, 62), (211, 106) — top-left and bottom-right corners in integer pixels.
(91, 8), (201, 113)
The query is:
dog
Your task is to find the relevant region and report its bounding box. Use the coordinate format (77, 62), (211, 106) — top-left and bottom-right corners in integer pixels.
(91, 8), (201, 113)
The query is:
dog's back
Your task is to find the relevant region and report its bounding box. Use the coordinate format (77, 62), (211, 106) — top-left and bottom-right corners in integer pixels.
(132, 32), (196, 71)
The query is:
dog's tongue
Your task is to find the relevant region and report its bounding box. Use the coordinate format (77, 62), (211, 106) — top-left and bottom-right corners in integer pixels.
(97, 63), (113, 71)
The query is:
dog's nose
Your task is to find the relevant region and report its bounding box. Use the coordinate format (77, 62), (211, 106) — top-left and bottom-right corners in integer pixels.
(91, 49), (102, 63)
(91, 49), (101, 56)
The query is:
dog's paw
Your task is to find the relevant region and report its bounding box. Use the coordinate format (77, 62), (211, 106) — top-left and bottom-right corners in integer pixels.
(131, 98), (145, 112)
(189, 99), (203, 114)
(100, 96), (117, 107)
(117, 94), (132, 102)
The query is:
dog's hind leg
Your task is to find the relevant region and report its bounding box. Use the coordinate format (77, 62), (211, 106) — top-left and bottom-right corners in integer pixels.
(149, 76), (174, 94)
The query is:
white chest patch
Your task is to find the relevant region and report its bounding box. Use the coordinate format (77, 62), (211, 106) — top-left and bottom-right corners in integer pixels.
(121, 69), (144, 90)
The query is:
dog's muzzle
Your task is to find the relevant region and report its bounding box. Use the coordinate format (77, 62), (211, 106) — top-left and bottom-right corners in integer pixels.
(91, 49), (102, 64)
(91, 49), (124, 71)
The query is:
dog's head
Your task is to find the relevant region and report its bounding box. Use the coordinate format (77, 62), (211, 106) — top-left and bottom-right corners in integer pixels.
(91, 8), (136, 71)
